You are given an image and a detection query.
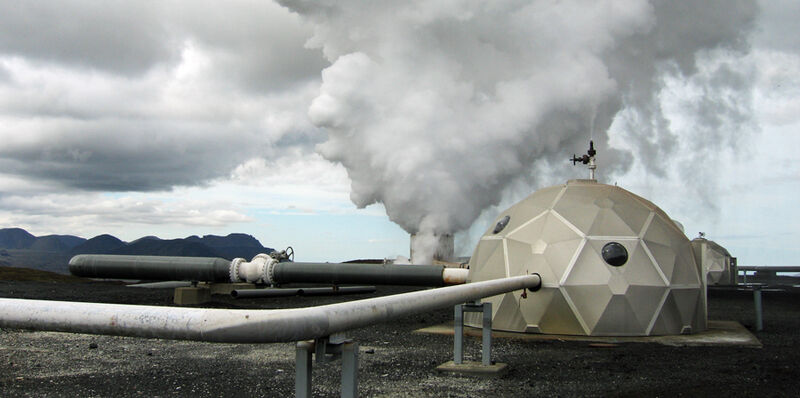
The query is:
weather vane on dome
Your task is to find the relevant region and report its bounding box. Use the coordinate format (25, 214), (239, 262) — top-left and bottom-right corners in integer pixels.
(570, 140), (597, 180)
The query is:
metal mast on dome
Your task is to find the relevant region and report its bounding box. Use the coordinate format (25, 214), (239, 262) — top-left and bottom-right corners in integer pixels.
(570, 140), (597, 180)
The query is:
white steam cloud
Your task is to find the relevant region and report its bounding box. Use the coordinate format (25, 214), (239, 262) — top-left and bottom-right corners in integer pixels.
(280, 0), (758, 262)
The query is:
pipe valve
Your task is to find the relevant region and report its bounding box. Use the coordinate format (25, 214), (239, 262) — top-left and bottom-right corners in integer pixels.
(230, 254), (278, 284)
(570, 140), (597, 180)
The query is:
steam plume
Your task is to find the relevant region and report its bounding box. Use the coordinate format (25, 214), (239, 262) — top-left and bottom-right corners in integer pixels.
(280, 0), (758, 262)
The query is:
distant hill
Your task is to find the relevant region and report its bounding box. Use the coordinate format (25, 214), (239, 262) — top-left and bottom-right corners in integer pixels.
(112, 234), (273, 259)
(185, 233), (269, 260)
(0, 228), (37, 249)
(130, 236), (160, 244)
(29, 236), (70, 252)
(1, 227), (274, 275)
(70, 234), (126, 255)
(111, 238), (221, 257)
(0, 228), (86, 253)
(49, 235), (87, 249)
(30, 235), (87, 252)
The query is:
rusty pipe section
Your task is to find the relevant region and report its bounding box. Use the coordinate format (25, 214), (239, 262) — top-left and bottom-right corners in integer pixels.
(0, 274), (540, 343)
(69, 254), (468, 286)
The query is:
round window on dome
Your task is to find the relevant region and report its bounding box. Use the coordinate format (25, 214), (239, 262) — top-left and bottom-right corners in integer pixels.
(602, 242), (628, 267)
(493, 215), (510, 234)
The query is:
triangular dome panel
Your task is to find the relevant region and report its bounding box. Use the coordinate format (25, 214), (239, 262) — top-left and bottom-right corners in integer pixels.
(563, 242), (610, 286)
(587, 208), (638, 237)
(491, 293), (526, 331)
(537, 288), (587, 335)
(492, 185), (563, 236)
(626, 285), (668, 331)
(469, 238), (507, 281)
(563, 284), (613, 332)
(520, 287), (556, 327)
(592, 295), (645, 335)
(621, 242), (668, 287)
(669, 288), (701, 327)
(609, 189), (652, 235)
(643, 240), (677, 284)
(506, 237), (552, 281)
(506, 213), (547, 245)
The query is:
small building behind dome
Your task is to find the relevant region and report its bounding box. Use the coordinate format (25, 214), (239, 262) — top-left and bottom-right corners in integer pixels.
(691, 237), (737, 286)
(467, 179), (706, 336)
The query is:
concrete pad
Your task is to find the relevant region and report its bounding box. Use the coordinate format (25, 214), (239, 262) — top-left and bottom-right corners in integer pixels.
(173, 286), (211, 305)
(416, 320), (761, 348)
(436, 361), (508, 377)
(209, 283), (256, 295)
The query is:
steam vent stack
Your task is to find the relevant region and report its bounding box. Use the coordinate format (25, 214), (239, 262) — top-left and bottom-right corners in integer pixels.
(467, 179), (706, 336)
(410, 233), (455, 263)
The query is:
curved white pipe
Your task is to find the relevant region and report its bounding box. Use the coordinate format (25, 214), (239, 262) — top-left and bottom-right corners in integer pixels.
(0, 275), (539, 343)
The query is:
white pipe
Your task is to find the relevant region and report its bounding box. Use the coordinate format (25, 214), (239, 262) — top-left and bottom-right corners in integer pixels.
(442, 268), (468, 285)
(0, 274), (540, 344)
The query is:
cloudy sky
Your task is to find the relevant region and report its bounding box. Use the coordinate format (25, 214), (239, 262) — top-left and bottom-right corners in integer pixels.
(0, 0), (797, 265)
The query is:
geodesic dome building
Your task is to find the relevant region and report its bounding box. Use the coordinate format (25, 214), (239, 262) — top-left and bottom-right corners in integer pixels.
(692, 237), (737, 286)
(466, 179), (706, 336)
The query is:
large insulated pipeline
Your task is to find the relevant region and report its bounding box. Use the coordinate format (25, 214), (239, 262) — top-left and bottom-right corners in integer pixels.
(69, 254), (468, 286)
(0, 274), (541, 343)
(68, 255), (232, 282)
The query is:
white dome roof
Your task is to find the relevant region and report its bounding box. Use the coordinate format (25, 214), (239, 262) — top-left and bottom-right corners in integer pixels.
(467, 179), (706, 336)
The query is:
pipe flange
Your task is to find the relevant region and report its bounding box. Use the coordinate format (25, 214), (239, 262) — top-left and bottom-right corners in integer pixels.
(229, 258), (245, 283)
(266, 258), (277, 285)
(259, 259), (267, 284)
(249, 253), (276, 284)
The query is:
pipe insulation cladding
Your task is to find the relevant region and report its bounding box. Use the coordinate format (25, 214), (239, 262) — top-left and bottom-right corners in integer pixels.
(69, 254), (232, 282)
(0, 274), (540, 343)
(69, 254), (468, 286)
(272, 262), (461, 286)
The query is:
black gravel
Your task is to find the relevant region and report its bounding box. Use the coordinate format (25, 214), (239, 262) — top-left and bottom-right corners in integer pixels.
(1, 281), (799, 397)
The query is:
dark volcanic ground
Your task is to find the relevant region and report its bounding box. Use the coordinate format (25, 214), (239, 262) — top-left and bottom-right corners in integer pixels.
(1, 278), (799, 397)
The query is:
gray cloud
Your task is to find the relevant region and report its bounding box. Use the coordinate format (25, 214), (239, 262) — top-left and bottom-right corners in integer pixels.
(0, 1), (327, 82)
(167, 1), (328, 93)
(0, 123), (245, 191)
(753, 0), (800, 53)
(0, 0), (326, 193)
(0, 1), (176, 75)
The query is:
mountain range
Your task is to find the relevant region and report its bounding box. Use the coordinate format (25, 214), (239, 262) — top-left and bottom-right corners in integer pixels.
(0, 227), (274, 275)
